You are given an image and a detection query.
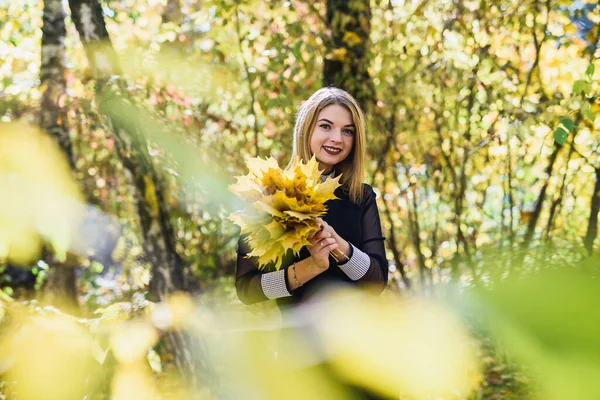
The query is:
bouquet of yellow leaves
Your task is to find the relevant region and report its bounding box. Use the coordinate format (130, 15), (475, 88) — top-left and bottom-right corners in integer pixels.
(229, 155), (347, 270)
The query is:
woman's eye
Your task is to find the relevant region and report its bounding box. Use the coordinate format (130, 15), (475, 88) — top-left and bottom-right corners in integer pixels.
(343, 129), (355, 135)
(319, 124), (331, 130)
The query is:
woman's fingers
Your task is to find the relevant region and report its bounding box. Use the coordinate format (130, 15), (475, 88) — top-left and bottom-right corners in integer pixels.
(324, 241), (339, 252)
(308, 238), (337, 254)
(307, 236), (338, 269)
(318, 237), (336, 247)
(315, 239), (338, 259)
(310, 229), (331, 244)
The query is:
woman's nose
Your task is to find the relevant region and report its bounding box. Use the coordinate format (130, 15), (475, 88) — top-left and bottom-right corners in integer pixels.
(330, 128), (343, 142)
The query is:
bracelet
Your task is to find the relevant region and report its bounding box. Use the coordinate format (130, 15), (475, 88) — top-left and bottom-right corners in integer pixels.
(291, 263), (303, 287)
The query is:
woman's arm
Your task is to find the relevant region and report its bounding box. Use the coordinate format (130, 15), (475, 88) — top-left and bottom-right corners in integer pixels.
(285, 249), (332, 291)
(235, 234), (335, 304)
(314, 186), (389, 292)
(343, 186), (388, 291)
(235, 236), (289, 305)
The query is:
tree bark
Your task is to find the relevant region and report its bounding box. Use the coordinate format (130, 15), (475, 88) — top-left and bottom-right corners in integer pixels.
(381, 175), (411, 290)
(40, 0), (78, 308)
(324, 0), (374, 112)
(454, 156), (476, 279)
(99, 91), (188, 297)
(374, 107), (410, 290)
(521, 143), (562, 252)
(408, 185), (428, 293)
(67, 0), (186, 300)
(67, 0), (121, 81)
(584, 168), (600, 256)
(162, 0), (183, 23)
(545, 135), (576, 243)
(67, 0), (210, 386)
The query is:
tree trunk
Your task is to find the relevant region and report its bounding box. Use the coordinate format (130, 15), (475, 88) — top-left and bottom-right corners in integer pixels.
(521, 143), (562, 252)
(67, 0), (210, 386)
(67, 0), (121, 81)
(40, 0), (78, 309)
(506, 129), (515, 245)
(429, 172), (442, 288)
(545, 135), (576, 244)
(408, 186), (428, 293)
(374, 109), (410, 290)
(162, 0), (183, 23)
(67, 0), (186, 299)
(100, 95), (188, 297)
(381, 175), (411, 290)
(455, 156), (476, 278)
(324, 0), (374, 112)
(584, 168), (600, 256)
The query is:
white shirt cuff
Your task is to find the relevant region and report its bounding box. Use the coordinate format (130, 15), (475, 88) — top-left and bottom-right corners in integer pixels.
(261, 270), (292, 299)
(338, 243), (370, 281)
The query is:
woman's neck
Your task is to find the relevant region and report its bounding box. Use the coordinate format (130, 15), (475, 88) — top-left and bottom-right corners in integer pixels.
(320, 168), (335, 182)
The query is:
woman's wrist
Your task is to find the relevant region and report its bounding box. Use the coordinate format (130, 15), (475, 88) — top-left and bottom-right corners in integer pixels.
(286, 257), (327, 291)
(338, 238), (351, 258)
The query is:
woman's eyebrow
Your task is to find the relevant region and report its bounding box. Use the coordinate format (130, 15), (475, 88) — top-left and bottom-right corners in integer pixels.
(317, 118), (355, 128)
(317, 118), (334, 124)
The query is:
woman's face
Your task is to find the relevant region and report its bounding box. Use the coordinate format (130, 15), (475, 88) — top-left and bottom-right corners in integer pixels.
(309, 104), (355, 174)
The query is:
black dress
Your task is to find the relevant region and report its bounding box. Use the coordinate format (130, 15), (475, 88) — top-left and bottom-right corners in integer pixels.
(235, 183), (388, 305)
(234, 183), (391, 399)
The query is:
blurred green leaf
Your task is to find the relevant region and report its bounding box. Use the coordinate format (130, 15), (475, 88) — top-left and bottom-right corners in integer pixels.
(573, 80), (592, 96)
(559, 116), (574, 132)
(466, 268), (600, 400)
(553, 127), (567, 145)
(581, 101), (595, 121)
(585, 63), (595, 81)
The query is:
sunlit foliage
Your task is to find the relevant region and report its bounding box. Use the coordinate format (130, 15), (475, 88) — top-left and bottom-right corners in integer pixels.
(1, 0), (600, 398)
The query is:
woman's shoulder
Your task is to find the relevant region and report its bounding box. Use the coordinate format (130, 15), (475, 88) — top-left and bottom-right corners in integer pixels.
(334, 183), (377, 206)
(361, 183), (377, 203)
(361, 183), (375, 196)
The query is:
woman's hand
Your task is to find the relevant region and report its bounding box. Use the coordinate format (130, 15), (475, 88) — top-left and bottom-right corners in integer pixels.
(306, 225), (339, 270)
(311, 218), (351, 259)
(289, 219), (349, 289)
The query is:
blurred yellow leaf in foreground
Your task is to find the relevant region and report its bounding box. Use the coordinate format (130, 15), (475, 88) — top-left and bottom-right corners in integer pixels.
(110, 321), (158, 364)
(311, 289), (483, 399)
(0, 122), (83, 264)
(1, 314), (95, 400)
(112, 363), (157, 400)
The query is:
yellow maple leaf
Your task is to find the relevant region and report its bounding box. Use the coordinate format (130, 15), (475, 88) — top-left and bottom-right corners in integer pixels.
(229, 174), (263, 198)
(268, 191), (306, 214)
(247, 226), (271, 250)
(253, 200), (286, 218)
(299, 156), (322, 187)
(313, 174), (342, 204)
(246, 156), (279, 177)
(229, 155), (342, 270)
(228, 214), (248, 232)
(264, 219), (285, 241)
(261, 168), (285, 194)
(277, 230), (307, 256)
(249, 241), (285, 270)
(284, 210), (315, 221)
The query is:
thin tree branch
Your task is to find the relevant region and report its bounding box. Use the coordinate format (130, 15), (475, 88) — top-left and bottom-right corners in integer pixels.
(234, 6), (260, 157)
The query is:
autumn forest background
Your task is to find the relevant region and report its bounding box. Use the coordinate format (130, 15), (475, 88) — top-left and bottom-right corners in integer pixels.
(1, 0), (600, 399)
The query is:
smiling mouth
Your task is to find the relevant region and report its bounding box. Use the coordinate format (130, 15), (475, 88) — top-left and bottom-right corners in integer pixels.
(323, 146), (342, 155)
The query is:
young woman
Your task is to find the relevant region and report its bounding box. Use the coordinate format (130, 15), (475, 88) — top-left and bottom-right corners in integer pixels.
(235, 87), (388, 306)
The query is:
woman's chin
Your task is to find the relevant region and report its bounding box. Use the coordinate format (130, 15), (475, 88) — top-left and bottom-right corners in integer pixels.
(318, 152), (342, 165)
(315, 157), (335, 171)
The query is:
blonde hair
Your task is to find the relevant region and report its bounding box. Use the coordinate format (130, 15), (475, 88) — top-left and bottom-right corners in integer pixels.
(288, 87), (366, 204)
